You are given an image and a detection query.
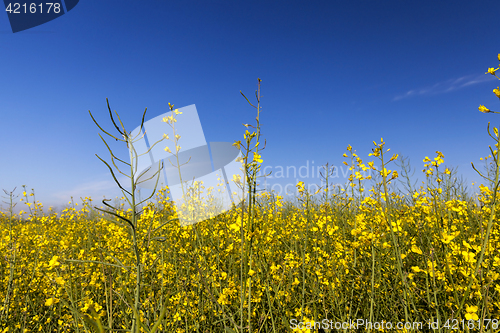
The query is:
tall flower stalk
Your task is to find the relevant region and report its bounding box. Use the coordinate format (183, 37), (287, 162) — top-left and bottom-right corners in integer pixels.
(87, 98), (174, 332)
(463, 53), (500, 317)
(233, 78), (265, 332)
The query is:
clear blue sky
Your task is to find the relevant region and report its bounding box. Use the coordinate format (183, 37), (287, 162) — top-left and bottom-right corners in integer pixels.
(1, 0), (500, 214)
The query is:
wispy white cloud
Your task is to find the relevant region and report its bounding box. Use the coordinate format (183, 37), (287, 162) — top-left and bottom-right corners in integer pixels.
(393, 74), (497, 101)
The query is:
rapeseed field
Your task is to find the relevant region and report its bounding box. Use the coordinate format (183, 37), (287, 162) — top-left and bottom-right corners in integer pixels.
(1, 59), (500, 332)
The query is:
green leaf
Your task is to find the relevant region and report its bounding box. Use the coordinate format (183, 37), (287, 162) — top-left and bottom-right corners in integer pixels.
(149, 300), (170, 333)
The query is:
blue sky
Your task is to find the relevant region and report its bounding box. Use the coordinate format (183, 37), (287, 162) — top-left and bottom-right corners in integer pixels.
(1, 0), (500, 214)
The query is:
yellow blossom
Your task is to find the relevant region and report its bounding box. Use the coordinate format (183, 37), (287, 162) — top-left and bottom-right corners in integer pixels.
(54, 276), (65, 285)
(486, 67), (498, 75)
(494, 87), (500, 98)
(48, 256), (60, 270)
(411, 245), (423, 255)
(465, 305), (479, 320)
(479, 105), (491, 113)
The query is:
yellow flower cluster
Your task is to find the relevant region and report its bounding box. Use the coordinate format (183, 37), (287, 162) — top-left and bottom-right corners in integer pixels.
(479, 54), (500, 113)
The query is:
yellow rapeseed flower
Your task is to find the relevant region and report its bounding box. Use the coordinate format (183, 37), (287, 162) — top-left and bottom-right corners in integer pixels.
(479, 105), (491, 113)
(465, 305), (479, 320)
(296, 181), (305, 195)
(381, 168), (391, 177)
(390, 153), (399, 161)
(411, 266), (423, 273)
(232, 174), (242, 184)
(494, 87), (500, 98)
(253, 152), (263, 163)
(411, 245), (423, 255)
(486, 67), (498, 75)
(54, 276), (65, 285)
(48, 256), (60, 270)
